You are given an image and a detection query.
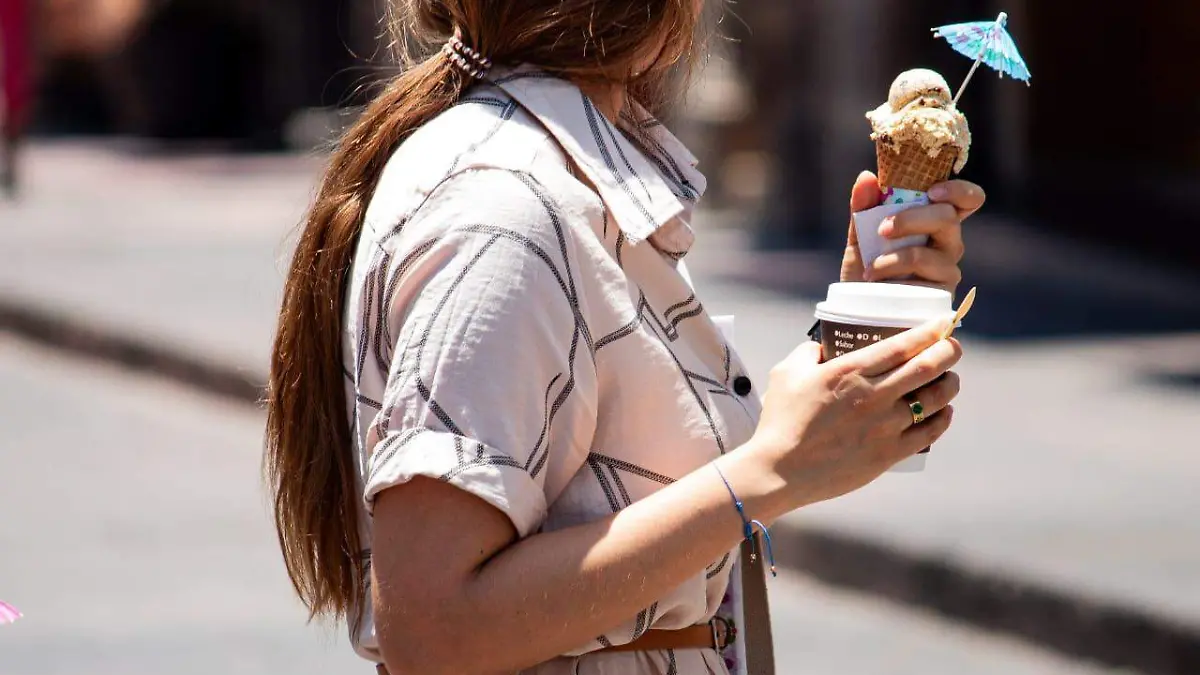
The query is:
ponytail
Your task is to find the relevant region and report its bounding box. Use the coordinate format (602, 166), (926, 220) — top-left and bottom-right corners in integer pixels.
(265, 55), (466, 621)
(266, 0), (709, 622)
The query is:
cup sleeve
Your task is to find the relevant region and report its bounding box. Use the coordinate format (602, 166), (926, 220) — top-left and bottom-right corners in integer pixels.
(852, 202), (930, 270)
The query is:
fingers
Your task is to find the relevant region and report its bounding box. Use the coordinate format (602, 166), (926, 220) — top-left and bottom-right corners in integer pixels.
(783, 340), (824, 369)
(880, 204), (965, 261)
(873, 337), (963, 397)
(841, 314), (956, 378)
(881, 203), (955, 237)
(898, 405), (955, 456)
(841, 172), (880, 284)
(928, 180), (986, 217)
(866, 246), (963, 288)
(886, 372), (960, 434)
(850, 171), (882, 213)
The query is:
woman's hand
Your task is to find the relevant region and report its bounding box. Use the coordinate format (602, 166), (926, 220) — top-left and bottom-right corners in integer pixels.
(841, 171), (985, 294)
(746, 316), (962, 507)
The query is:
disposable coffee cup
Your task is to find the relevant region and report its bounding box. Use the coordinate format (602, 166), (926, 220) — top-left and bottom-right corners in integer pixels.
(813, 282), (954, 473)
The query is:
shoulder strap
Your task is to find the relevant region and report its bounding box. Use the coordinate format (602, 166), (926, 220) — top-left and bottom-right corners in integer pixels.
(740, 536), (776, 675)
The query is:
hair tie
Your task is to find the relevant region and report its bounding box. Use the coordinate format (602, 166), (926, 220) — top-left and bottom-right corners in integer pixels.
(443, 33), (492, 80)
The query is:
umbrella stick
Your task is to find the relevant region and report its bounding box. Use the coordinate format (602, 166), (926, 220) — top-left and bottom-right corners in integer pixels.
(953, 57), (984, 106)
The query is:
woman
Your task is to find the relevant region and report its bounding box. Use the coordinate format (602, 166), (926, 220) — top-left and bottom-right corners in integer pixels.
(265, 1), (983, 674)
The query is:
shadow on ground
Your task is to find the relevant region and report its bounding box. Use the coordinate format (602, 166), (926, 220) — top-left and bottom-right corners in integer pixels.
(1140, 369), (1200, 391)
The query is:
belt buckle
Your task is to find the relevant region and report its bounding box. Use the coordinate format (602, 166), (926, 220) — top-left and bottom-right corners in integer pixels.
(709, 616), (736, 651)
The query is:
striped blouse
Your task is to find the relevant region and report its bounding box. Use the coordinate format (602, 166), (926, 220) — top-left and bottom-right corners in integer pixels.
(341, 65), (765, 675)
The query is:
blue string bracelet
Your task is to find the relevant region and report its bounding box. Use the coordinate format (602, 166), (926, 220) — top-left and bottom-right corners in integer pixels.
(713, 463), (777, 578)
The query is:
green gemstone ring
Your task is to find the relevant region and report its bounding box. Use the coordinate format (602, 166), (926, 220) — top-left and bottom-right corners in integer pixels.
(909, 400), (927, 425)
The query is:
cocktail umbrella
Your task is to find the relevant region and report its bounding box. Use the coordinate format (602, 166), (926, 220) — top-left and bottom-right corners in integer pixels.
(933, 11), (1031, 104)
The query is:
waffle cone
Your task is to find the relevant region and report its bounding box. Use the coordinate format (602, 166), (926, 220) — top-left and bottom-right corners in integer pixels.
(875, 140), (957, 192)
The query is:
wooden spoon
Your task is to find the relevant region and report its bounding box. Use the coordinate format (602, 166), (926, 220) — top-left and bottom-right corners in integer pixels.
(942, 286), (977, 339)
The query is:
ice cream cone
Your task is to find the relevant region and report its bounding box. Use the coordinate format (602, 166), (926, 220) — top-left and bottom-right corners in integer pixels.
(876, 139), (957, 192)
(867, 69), (970, 194)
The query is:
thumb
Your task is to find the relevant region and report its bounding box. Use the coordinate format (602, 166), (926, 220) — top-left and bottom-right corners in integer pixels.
(850, 170), (882, 213)
(784, 340), (825, 370)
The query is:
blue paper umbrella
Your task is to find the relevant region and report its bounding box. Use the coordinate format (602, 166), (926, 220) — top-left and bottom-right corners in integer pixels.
(933, 11), (1030, 104)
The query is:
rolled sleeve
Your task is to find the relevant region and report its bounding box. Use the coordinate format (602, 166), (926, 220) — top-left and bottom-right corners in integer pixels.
(362, 173), (598, 538)
(364, 429), (549, 537)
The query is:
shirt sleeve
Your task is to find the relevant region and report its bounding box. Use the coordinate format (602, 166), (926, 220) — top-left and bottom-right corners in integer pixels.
(362, 173), (599, 538)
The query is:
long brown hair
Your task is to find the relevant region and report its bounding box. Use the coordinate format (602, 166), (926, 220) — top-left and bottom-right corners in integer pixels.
(265, 0), (710, 621)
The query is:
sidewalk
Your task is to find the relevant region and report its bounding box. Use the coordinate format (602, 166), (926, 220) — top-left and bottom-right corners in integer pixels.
(0, 141), (311, 370)
(2, 142), (1197, 672)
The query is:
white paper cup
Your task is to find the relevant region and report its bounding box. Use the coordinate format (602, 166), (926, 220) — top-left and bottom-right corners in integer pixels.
(853, 201), (929, 272)
(813, 283), (954, 473)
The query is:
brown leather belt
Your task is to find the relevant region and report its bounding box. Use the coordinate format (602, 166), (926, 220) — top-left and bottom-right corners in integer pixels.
(598, 616), (735, 653)
(374, 617), (733, 673)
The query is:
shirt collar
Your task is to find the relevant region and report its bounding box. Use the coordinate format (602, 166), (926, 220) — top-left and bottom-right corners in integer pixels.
(491, 66), (707, 248)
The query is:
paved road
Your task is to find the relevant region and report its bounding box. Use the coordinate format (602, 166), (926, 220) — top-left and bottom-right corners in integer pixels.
(0, 337), (1126, 674)
(0, 336), (361, 674)
(1, 142), (1197, 671)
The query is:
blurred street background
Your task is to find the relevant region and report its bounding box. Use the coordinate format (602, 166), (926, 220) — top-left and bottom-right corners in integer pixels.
(1, 1), (1199, 674)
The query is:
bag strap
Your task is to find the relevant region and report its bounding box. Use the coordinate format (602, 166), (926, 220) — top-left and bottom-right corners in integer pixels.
(740, 535), (776, 675)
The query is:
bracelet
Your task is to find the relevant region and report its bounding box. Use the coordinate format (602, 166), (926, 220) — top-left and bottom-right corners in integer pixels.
(713, 463), (777, 577)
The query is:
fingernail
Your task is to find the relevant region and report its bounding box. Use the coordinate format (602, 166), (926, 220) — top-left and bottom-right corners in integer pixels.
(878, 217), (894, 237)
(928, 185), (948, 201)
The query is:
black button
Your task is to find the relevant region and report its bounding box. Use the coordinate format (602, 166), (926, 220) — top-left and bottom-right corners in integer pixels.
(733, 376), (753, 397)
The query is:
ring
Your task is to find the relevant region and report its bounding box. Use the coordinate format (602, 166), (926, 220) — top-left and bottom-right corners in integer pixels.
(909, 399), (927, 425)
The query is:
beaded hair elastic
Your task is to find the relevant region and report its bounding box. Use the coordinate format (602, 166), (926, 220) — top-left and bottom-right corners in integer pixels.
(443, 34), (492, 80)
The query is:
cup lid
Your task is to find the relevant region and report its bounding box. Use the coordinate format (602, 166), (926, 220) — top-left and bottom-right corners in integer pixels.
(814, 282), (952, 327)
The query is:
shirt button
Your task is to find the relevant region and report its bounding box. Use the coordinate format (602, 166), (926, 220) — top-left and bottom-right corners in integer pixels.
(733, 376), (753, 397)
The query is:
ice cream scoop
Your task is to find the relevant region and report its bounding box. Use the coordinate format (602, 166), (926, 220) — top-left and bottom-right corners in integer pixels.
(867, 68), (972, 186)
(886, 68), (953, 110)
